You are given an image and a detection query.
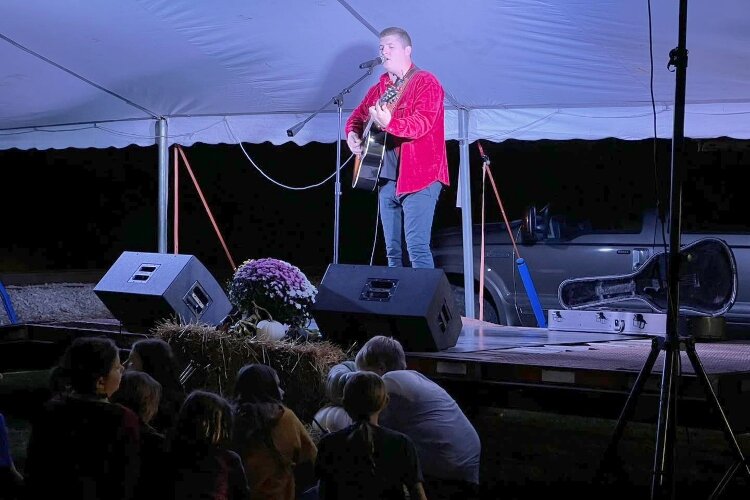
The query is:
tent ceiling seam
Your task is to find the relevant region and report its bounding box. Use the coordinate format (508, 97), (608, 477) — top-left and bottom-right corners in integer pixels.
(0, 117), (156, 133)
(0, 32), (159, 120)
(336, 0), (380, 37)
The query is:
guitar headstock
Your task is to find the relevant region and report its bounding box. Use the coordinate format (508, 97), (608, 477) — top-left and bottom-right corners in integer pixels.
(379, 85), (400, 105)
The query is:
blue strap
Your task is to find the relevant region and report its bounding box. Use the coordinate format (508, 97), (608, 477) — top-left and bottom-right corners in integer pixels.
(0, 280), (19, 324)
(0, 413), (12, 467)
(516, 258), (547, 328)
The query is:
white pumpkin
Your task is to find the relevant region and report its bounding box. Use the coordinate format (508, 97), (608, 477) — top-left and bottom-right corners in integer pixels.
(313, 405), (353, 433)
(255, 319), (288, 341)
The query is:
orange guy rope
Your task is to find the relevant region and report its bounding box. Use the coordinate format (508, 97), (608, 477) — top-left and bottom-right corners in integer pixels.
(477, 142), (546, 327)
(477, 141), (522, 259)
(176, 145), (237, 271)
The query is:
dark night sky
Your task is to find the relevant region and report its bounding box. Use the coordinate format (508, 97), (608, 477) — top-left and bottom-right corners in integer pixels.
(1, 137), (747, 284)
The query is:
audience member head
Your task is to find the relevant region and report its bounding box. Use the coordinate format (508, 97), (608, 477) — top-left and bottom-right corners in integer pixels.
(343, 371), (388, 423)
(172, 390), (233, 450)
(231, 364), (288, 468)
(112, 370), (162, 424)
(62, 336), (123, 398)
(342, 371), (388, 478)
(233, 363), (284, 404)
(354, 335), (407, 375)
(127, 338), (182, 392)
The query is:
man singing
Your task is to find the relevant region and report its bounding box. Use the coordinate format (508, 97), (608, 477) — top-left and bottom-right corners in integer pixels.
(346, 27), (449, 268)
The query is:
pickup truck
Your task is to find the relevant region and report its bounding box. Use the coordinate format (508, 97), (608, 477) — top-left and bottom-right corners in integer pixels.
(432, 204), (750, 332)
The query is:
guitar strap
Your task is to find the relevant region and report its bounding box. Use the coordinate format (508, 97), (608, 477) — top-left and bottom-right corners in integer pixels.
(385, 65), (420, 112)
(374, 66), (421, 176)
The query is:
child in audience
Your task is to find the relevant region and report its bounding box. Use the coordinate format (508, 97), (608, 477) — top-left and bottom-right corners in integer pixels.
(126, 338), (185, 433)
(355, 335), (481, 500)
(232, 363), (317, 500)
(167, 390), (250, 500)
(315, 371), (426, 500)
(25, 336), (141, 500)
(111, 370), (166, 500)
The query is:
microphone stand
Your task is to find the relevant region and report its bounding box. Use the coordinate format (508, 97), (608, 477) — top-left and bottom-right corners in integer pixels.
(287, 67), (376, 264)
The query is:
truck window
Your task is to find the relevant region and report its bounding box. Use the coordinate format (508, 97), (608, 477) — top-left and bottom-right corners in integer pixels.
(553, 205), (643, 237)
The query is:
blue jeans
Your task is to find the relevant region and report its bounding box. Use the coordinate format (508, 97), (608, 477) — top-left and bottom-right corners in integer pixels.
(378, 180), (442, 268)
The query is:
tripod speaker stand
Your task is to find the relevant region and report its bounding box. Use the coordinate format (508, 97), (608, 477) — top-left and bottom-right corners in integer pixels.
(590, 1), (750, 498)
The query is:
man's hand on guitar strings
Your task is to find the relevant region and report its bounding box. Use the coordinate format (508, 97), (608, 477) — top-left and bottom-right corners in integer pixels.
(347, 131), (363, 155)
(369, 102), (392, 129)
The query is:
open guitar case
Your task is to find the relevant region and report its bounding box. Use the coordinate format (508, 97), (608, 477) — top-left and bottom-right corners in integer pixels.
(558, 237), (737, 317)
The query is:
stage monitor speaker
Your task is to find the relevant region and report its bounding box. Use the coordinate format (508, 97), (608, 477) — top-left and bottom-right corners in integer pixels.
(94, 251), (232, 331)
(310, 264), (461, 352)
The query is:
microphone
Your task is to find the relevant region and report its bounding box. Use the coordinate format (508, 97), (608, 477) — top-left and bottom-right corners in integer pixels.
(359, 56), (384, 69)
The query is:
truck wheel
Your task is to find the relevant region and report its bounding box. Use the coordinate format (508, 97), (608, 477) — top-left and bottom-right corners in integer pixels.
(450, 285), (501, 324)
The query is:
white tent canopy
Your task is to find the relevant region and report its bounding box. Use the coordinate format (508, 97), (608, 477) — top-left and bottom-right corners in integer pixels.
(2, 0), (749, 319)
(2, 0), (749, 150)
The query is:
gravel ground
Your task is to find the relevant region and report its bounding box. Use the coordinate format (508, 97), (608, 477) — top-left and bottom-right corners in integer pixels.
(0, 282), (114, 326)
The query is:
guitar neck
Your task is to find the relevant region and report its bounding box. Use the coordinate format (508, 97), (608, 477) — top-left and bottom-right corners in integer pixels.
(361, 117), (376, 138)
(361, 84), (400, 139)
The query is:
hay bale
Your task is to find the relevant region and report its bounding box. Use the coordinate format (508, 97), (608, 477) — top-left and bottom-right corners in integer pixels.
(152, 320), (351, 423)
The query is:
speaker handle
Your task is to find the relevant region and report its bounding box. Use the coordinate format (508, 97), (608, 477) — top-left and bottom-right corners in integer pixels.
(359, 278), (399, 302)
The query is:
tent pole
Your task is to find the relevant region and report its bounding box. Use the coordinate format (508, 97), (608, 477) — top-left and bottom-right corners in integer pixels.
(333, 102), (343, 264)
(458, 108), (475, 318)
(157, 117), (169, 253)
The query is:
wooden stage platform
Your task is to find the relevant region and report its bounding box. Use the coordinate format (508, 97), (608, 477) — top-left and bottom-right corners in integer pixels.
(405, 317), (750, 431)
(2, 316), (749, 431)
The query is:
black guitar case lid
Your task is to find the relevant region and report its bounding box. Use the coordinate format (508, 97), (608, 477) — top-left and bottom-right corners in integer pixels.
(558, 237), (737, 316)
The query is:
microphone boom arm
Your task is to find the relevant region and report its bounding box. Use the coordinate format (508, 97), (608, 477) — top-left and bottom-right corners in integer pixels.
(286, 67), (375, 137)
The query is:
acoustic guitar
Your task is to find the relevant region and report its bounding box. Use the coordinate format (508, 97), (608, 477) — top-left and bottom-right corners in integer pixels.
(558, 237), (737, 316)
(351, 84), (400, 191)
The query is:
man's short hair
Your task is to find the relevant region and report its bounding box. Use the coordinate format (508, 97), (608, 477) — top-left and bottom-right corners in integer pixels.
(355, 335), (407, 373)
(379, 27), (412, 48)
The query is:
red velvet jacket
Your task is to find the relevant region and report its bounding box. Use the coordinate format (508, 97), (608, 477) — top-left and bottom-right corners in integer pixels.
(346, 66), (449, 195)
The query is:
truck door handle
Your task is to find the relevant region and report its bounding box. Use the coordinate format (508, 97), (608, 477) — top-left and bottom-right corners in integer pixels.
(633, 248), (650, 270)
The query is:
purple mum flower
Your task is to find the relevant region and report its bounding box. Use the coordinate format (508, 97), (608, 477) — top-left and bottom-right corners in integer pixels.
(228, 257), (317, 327)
